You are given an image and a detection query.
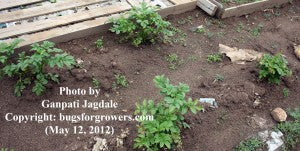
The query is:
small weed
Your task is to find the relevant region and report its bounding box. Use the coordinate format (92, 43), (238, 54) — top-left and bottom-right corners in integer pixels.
(250, 23), (264, 37)
(207, 53), (222, 63)
(205, 31), (215, 39)
(95, 38), (103, 48)
(276, 108), (300, 150)
(214, 74), (224, 83)
(283, 87), (289, 98)
(187, 55), (199, 62)
(115, 74), (128, 88)
(92, 77), (101, 89)
(165, 53), (183, 70)
(217, 111), (228, 124)
(234, 137), (263, 151)
(177, 19), (186, 25)
(236, 23), (245, 33)
(195, 26), (206, 34)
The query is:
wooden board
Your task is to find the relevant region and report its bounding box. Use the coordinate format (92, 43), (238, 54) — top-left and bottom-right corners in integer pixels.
(0, 3), (131, 40)
(221, 0), (290, 18)
(197, 0), (217, 16)
(0, 0), (107, 24)
(169, 0), (196, 4)
(2, 1), (197, 48)
(0, 0), (44, 10)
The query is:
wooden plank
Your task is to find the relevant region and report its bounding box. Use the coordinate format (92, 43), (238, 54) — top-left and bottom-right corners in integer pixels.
(197, 0), (217, 16)
(158, 0), (196, 16)
(4, 16), (113, 48)
(127, 0), (141, 6)
(3, 0), (197, 48)
(0, 0), (44, 10)
(0, 0), (107, 24)
(221, 0), (289, 18)
(169, 0), (196, 5)
(0, 3), (131, 40)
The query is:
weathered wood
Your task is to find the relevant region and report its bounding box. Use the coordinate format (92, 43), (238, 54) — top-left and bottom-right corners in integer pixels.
(209, 0), (223, 17)
(0, 3), (131, 40)
(2, 1), (197, 48)
(169, 0), (196, 5)
(158, 1), (197, 16)
(221, 0), (290, 18)
(5, 16), (113, 49)
(197, 0), (217, 16)
(0, 0), (44, 10)
(0, 0), (107, 24)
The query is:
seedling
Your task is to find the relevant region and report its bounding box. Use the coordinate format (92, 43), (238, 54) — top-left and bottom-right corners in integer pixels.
(109, 2), (174, 47)
(195, 26), (205, 34)
(217, 111), (228, 124)
(115, 74), (128, 88)
(134, 75), (203, 151)
(250, 23), (264, 37)
(95, 38), (103, 48)
(214, 74), (224, 83)
(258, 54), (291, 85)
(207, 53), (222, 63)
(165, 53), (183, 70)
(92, 77), (101, 89)
(205, 31), (214, 39)
(283, 87), (289, 98)
(234, 137), (263, 151)
(0, 40), (75, 96)
(236, 23), (245, 33)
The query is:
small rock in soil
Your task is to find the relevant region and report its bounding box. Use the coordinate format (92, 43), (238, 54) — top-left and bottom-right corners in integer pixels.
(271, 107), (287, 122)
(253, 99), (261, 108)
(258, 130), (284, 151)
(266, 131), (284, 151)
(92, 137), (108, 151)
(294, 45), (300, 60)
(111, 61), (117, 67)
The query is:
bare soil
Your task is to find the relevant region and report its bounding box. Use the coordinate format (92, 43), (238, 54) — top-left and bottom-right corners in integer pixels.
(0, 1), (300, 151)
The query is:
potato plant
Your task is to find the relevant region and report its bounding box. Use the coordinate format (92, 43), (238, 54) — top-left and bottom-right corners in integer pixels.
(134, 75), (203, 151)
(109, 2), (174, 47)
(258, 54), (291, 85)
(0, 40), (75, 96)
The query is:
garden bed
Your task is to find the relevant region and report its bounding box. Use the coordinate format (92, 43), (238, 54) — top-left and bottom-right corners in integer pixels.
(215, 0), (291, 18)
(0, 1), (300, 151)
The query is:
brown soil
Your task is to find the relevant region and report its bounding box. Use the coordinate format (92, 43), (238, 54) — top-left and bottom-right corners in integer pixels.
(1, 1), (300, 151)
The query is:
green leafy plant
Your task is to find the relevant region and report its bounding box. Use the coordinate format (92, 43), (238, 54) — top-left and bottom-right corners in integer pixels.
(165, 53), (183, 70)
(115, 74), (128, 88)
(0, 40), (75, 96)
(277, 108), (300, 150)
(95, 37), (103, 48)
(234, 137), (263, 151)
(207, 53), (222, 63)
(283, 87), (289, 98)
(250, 23), (264, 37)
(258, 54), (291, 85)
(0, 39), (23, 78)
(109, 2), (174, 47)
(214, 74), (224, 83)
(134, 75), (203, 151)
(92, 77), (101, 88)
